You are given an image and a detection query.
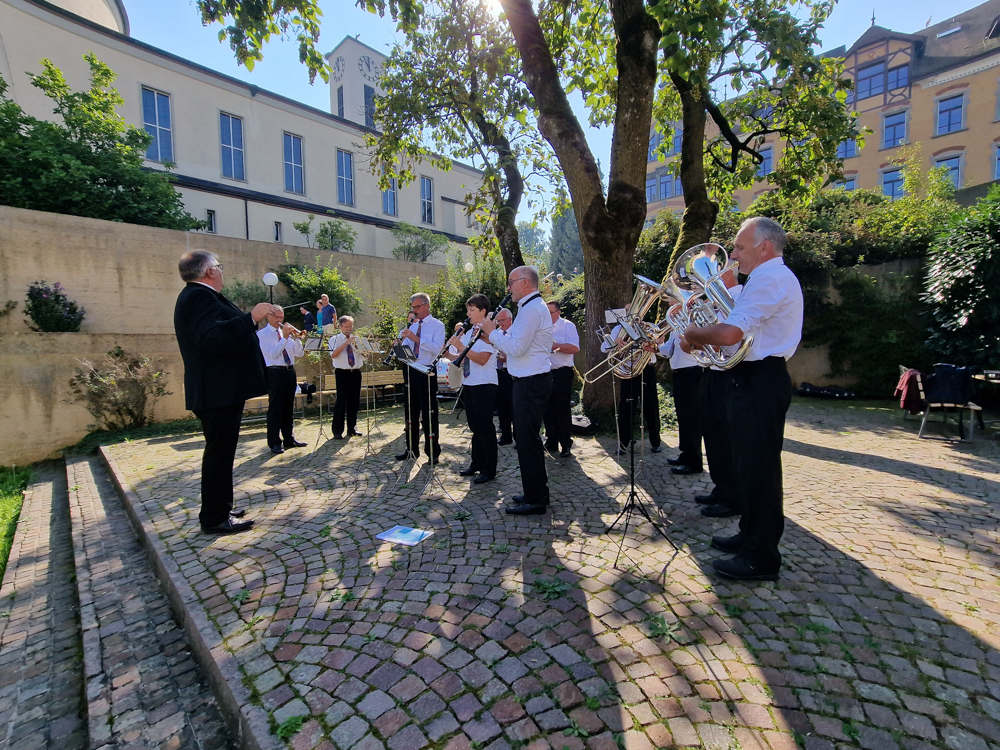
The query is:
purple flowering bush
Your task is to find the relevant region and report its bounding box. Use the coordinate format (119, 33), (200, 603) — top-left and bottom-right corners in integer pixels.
(24, 280), (85, 332)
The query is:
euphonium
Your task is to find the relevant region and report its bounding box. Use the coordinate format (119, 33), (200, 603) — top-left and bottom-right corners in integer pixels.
(660, 243), (754, 369)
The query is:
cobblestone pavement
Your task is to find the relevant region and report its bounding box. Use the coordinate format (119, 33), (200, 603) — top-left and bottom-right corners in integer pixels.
(0, 462), (86, 750)
(66, 454), (235, 750)
(102, 401), (1000, 750)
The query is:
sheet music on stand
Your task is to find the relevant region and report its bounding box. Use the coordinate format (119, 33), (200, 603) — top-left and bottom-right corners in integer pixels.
(353, 335), (380, 355)
(304, 337), (325, 352)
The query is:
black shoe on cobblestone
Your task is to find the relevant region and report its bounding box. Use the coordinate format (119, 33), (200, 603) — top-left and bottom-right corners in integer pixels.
(712, 555), (779, 582)
(711, 533), (742, 553)
(702, 503), (740, 518)
(505, 502), (546, 515)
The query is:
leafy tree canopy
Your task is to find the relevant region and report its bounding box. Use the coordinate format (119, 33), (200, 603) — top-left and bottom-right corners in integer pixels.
(391, 222), (449, 263)
(276, 252), (362, 327)
(548, 208), (584, 278)
(0, 54), (200, 230)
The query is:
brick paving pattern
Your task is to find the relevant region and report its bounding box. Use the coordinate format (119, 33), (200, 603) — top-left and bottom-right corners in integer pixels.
(0, 462), (86, 750)
(65, 455), (235, 750)
(102, 403), (1000, 750)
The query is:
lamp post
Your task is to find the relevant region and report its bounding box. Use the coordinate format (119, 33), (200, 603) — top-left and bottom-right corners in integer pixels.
(262, 272), (278, 304)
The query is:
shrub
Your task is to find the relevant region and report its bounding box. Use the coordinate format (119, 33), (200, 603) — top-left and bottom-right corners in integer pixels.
(221, 279), (269, 312)
(315, 218), (357, 253)
(428, 245), (507, 331)
(24, 280), (85, 332)
(391, 222), (449, 262)
(276, 252), (362, 328)
(68, 346), (171, 430)
(923, 185), (1000, 369)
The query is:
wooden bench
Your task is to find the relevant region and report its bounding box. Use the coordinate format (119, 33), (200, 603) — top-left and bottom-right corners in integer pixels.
(244, 369), (406, 420)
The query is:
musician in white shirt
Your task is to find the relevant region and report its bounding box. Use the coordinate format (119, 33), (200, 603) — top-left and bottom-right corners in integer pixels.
(396, 293), (446, 462)
(256, 307), (306, 454)
(480, 266), (553, 515)
(328, 315), (364, 439)
(443, 295), (498, 483)
(543, 301), (580, 457)
(683, 217), (803, 582)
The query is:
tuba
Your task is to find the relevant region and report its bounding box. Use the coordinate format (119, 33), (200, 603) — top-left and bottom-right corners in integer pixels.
(660, 243), (753, 369)
(582, 275), (668, 384)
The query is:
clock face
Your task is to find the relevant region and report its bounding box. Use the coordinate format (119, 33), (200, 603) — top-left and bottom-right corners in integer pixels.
(358, 55), (383, 83)
(332, 56), (346, 82)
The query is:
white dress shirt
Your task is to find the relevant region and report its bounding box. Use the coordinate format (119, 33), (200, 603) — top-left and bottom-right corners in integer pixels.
(451, 330), (497, 386)
(550, 316), (579, 369)
(664, 332), (700, 370)
(723, 258), (803, 361)
(488, 292), (553, 377)
(407, 314), (446, 368)
(257, 324), (304, 366)
(328, 332), (365, 370)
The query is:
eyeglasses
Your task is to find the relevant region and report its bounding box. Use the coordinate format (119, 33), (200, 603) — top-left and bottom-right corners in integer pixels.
(507, 277), (526, 288)
(211, 263), (224, 272)
(410, 302), (427, 309)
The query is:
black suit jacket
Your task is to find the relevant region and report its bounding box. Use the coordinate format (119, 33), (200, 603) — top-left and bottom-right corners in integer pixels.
(174, 283), (267, 411)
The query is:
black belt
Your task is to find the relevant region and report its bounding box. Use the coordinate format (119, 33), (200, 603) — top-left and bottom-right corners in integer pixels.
(511, 371), (552, 380)
(267, 365), (294, 370)
(335, 368), (362, 372)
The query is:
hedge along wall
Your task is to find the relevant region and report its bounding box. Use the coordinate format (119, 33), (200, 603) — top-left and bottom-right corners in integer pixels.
(0, 205), (448, 465)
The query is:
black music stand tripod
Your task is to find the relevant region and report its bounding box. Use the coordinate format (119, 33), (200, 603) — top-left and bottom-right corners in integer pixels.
(605, 343), (676, 568)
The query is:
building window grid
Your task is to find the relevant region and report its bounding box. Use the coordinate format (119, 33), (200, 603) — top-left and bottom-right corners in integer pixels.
(936, 95), (964, 135)
(647, 132), (664, 162)
(337, 150), (355, 206)
(835, 177), (857, 190)
(283, 133), (304, 194)
(887, 65), (909, 90)
(757, 147), (773, 178)
(337, 86), (345, 119)
(935, 155), (962, 188)
(882, 168), (904, 200)
(206, 209), (217, 233)
(274, 221), (282, 242)
(671, 129), (682, 156)
(141, 86), (172, 163)
(994, 145), (1000, 180)
(883, 111), (906, 149)
(382, 177), (398, 216)
(364, 85), (376, 129)
(856, 62), (885, 100)
(420, 176), (434, 224)
(645, 176), (656, 203)
(836, 139), (857, 159)
(659, 173), (672, 200)
(219, 113), (245, 181)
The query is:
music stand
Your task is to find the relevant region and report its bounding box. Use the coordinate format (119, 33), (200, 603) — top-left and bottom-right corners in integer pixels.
(352, 335), (386, 479)
(605, 341), (676, 568)
(305, 335), (332, 448)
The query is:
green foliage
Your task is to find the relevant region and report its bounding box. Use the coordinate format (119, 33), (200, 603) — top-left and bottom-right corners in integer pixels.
(0, 465), (30, 584)
(517, 221), (549, 266)
(923, 185), (1000, 369)
(293, 214), (317, 247)
(0, 55), (200, 230)
(315, 218), (357, 253)
(428, 246), (508, 331)
(221, 279), (268, 313)
(68, 346), (172, 430)
(635, 211), (681, 285)
(23, 281), (85, 332)
(548, 209), (584, 277)
(360, 277), (425, 345)
(532, 577), (569, 601)
(549, 272), (585, 333)
(277, 252), (361, 328)
(391, 222), (450, 263)
(647, 613), (681, 641)
(274, 714), (305, 739)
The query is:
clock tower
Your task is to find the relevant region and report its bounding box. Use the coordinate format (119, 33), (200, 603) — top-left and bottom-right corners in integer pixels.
(324, 36), (386, 129)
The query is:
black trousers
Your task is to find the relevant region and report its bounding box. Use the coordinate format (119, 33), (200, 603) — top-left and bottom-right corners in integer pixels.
(616, 365), (661, 447)
(265, 366), (297, 447)
(333, 368), (362, 436)
(731, 357), (792, 570)
(543, 366), (574, 451)
(672, 365), (703, 470)
(193, 402), (244, 528)
(701, 368), (739, 508)
(512, 372), (552, 505)
(496, 368), (513, 440)
(464, 383), (498, 476)
(402, 366), (439, 457)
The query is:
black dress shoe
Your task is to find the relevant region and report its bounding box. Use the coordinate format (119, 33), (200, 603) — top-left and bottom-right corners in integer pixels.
(202, 518), (255, 535)
(667, 457), (685, 466)
(650, 444), (663, 454)
(348, 431), (364, 437)
(713, 555), (779, 582)
(395, 450), (415, 460)
(284, 439), (308, 448)
(711, 534), (742, 553)
(270, 445), (285, 455)
(702, 503), (740, 518)
(544, 440), (558, 451)
(559, 448), (572, 458)
(473, 474), (495, 484)
(459, 467), (478, 477)
(512, 494), (525, 503)
(229, 509), (247, 519)
(498, 436), (513, 446)
(505, 502), (546, 515)
(696, 493), (720, 505)
(671, 465), (702, 475)
(333, 434), (345, 440)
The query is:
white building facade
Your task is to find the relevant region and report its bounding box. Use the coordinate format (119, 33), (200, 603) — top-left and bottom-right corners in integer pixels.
(0, 0), (482, 259)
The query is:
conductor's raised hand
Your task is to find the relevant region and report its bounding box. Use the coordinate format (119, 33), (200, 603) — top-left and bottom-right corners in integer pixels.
(251, 303), (277, 324)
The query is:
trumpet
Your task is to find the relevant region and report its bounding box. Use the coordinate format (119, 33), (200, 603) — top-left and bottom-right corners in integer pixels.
(281, 322), (308, 340)
(383, 312), (416, 365)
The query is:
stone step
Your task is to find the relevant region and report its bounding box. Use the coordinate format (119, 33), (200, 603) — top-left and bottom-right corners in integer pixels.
(65, 454), (235, 750)
(0, 460), (87, 750)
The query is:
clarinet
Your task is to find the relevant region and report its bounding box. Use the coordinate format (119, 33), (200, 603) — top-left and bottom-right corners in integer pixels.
(383, 312), (416, 365)
(453, 293), (512, 368)
(429, 315), (473, 369)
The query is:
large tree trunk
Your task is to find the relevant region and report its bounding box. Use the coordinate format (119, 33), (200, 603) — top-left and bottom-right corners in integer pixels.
(668, 74), (719, 269)
(500, 0), (659, 421)
(471, 110), (525, 274)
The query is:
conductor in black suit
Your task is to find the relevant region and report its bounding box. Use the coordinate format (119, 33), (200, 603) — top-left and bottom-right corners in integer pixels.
(174, 250), (276, 535)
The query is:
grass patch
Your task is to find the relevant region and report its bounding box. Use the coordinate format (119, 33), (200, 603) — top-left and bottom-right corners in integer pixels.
(0, 465), (31, 583)
(533, 577), (569, 602)
(68, 416), (203, 454)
